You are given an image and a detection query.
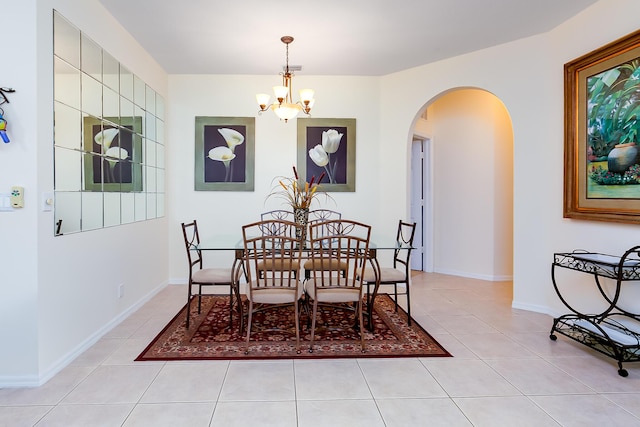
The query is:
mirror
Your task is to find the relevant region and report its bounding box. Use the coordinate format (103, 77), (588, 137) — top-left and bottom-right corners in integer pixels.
(53, 11), (165, 235)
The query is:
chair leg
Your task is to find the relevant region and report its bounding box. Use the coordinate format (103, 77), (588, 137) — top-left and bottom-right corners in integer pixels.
(393, 283), (399, 312)
(245, 300), (253, 354)
(228, 285), (233, 329)
(186, 283), (192, 329)
(405, 282), (412, 326)
(197, 285), (203, 314)
(357, 299), (366, 352)
(309, 299), (318, 353)
(294, 300), (300, 353)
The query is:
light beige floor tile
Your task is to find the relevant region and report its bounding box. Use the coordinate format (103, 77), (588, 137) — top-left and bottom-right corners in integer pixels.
(454, 396), (561, 427)
(0, 406), (51, 427)
(67, 338), (124, 367)
(61, 365), (162, 404)
(102, 315), (147, 339)
(427, 334), (478, 359)
(129, 316), (176, 340)
(140, 362), (228, 403)
(410, 313), (449, 334)
(101, 338), (163, 366)
(0, 366), (93, 405)
(34, 403), (133, 427)
(297, 399), (385, 427)
(376, 398), (473, 427)
(13, 273), (640, 426)
(485, 358), (594, 395)
(294, 359), (371, 400)
(122, 402), (214, 427)
(603, 393), (640, 418)
(219, 361), (295, 401)
(430, 314), (499, 334)
(509, 331), (603, 358)
(422, 359), (520, 397)
(211, 401), (297, 427)
(453, 332), (537, 358)
(357, 358), (446, 398)
(547, 356), (640, 392)
(531, 394), (640, 426)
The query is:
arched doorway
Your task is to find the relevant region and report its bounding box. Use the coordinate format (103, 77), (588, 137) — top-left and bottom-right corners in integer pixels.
(411, 88), (513, 281)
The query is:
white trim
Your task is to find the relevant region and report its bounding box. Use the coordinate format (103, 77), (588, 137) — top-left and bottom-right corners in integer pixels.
(0, 280), (168, 388)
(433, 268), (512, 282)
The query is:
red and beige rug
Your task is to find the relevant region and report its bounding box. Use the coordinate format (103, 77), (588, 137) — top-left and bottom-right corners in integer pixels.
(136, 294), (451, 361)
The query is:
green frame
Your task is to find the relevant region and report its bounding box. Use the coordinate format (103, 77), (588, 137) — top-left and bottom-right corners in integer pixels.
(564, 29), (640, 224)
(297, 118), (356, 192)
(83, 116), (143, 192)
(194, 116), (255, 191)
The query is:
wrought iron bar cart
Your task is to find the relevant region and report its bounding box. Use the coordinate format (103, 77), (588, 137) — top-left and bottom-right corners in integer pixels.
(550, 246), (640, 377)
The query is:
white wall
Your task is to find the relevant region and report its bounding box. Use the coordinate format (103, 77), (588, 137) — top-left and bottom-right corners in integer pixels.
(0, 0), (169, 386)
(379, 0), (640, 315)
(427, 89), (513, 280)
(167, 75), (382, 281)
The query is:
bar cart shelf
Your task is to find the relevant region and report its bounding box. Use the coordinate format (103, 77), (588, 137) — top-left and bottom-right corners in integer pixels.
(550, 246), (640, 377)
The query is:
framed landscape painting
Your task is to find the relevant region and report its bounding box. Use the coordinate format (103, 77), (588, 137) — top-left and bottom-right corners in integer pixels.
(194, 116), (255, 191)
(297, 118), (356, 192)
(564, 29), (640, 223)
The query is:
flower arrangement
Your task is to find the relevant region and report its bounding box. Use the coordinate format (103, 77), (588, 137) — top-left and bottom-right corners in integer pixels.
(267, 166), (331, 210)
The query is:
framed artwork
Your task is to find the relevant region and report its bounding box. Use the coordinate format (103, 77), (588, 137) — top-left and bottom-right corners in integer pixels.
(83, 116), (143, 192)
(194, 116), (255, 191)
(297, 118), (356, 192)
(564, 29), (640, 224)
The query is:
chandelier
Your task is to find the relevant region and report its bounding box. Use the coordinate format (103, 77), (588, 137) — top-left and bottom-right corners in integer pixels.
(256, 36), (315, 122)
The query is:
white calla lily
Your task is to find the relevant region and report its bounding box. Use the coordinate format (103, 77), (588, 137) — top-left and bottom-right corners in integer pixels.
(94, 128), (120, 150)
(208, 146), (236, 162)
(217, 128), (244, 151)
(105, 146), (129, 163)
(309, 144), (329, 167)
(321, 129), (343, 154)
(208, 146), (236, 182)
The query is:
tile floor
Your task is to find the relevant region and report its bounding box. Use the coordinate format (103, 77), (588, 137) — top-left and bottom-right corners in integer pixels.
(2, 272), (640, 426)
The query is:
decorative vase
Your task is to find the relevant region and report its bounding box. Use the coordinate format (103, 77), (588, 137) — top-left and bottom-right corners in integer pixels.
(293, 207), (309, 245)
(607, 142), (638, 173)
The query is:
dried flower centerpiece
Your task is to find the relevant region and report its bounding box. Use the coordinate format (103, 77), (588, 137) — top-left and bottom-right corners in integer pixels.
(267, 166), (332, 241)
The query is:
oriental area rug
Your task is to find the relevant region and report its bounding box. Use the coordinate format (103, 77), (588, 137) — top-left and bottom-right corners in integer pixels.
(136, 294), (451, 361)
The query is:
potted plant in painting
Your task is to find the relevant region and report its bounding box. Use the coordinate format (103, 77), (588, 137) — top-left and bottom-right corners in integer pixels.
(587, 58), (640, 180)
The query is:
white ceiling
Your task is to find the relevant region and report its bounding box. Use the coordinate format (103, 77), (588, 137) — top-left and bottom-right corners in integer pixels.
(98, 0), (597, 76)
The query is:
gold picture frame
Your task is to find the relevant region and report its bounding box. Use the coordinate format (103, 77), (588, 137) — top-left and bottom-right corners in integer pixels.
(564, 29), (640, 223)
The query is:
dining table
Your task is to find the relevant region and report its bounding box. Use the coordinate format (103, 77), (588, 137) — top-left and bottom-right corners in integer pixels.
(196, 233), (412, 333)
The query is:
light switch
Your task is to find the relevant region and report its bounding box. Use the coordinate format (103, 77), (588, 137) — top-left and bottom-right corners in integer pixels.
(10, 186), (24, 208)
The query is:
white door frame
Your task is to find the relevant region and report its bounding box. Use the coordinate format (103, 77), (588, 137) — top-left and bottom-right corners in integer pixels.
(410, 137), (434, 272)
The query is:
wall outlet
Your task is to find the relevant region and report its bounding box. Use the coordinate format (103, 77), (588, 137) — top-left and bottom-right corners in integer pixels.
(118, 284), (124, 299)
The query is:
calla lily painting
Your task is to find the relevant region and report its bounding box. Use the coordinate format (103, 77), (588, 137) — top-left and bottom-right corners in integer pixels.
(297, 118), (356, 192)
(83, 117), (143, 192)
(195, 117), (255, 191)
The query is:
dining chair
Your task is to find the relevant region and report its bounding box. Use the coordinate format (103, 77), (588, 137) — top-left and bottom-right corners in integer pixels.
(242, 219), (305, 353)
(305, 219), (371, 352)
(362, 220), (416, 325)
(303, 209), (345, 279)
(308, 209), (341, 223)
(181, 220), (237, 329)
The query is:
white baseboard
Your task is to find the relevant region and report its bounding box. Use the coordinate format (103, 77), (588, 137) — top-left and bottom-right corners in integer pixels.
(433, 268), (513, 282)
(0, 280), (168, 388)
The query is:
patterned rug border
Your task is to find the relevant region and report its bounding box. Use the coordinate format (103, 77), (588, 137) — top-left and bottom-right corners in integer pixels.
(136, 294), (451, 361)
